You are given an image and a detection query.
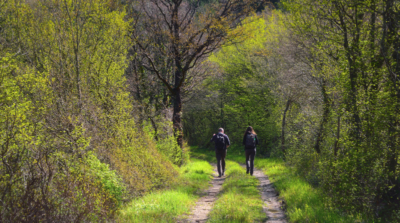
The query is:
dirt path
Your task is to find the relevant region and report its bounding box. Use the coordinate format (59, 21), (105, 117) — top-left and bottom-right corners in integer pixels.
(252, 167), (287, 223)
(179, 164), (225, 223)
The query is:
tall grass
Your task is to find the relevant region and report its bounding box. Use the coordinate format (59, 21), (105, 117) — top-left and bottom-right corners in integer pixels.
(117, 159), (213, 222)
(207, 161), (265, 223)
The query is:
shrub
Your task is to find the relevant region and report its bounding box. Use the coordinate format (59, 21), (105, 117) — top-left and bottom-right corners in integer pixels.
(144, 119), (185, 166)
(86, 152), (127, 206)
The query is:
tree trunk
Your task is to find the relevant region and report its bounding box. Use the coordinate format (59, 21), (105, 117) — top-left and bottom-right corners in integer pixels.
(334, 115), (340, 156)
(172, 62), (184, 154)
(172, 88), (183, 148)
(281, 99), (291, 155)
(171, 2), (184, 152)
(150, 118), (158, 141)
(386, 0), (400, 183)
(336, 2), (362, 141)
(314, 80), (330, 154)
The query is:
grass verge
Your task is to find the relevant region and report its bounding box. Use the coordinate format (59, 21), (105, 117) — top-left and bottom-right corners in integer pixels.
(117, 158), (213, 223)
(207, 160), (265, 223)
(192, 146), (366, 223)
(255, 158), (364, 223)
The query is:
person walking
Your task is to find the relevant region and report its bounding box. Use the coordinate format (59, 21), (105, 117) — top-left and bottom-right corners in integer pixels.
(243, 126), (259, 176)
(211, 128), (230, 177)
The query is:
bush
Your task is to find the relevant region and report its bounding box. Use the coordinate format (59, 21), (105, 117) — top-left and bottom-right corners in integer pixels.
(86, 152), (127, 206)
(144, 118), (186, 166)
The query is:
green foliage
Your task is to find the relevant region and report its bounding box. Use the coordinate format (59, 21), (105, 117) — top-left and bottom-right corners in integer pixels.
(0, 55), (116, 219)
(2, 0), (399, 220)
(279, 0), (400, 218)
(102, 107), (178, 195)
(187, 1), (400, 219)
(0, 0), (180, 221)
(144, 119), (183, 166)
(0, 54), (54, 221)
(156, 134), (182, 165)
(86, 152), (127, 206)
(183, 15), (280, 156)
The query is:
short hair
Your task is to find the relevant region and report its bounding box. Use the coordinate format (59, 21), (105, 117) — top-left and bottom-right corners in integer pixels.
(218, 128), (224, 132)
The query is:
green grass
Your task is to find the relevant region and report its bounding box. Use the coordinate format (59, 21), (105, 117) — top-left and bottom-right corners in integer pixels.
(207, 160), (265, 223)
(190, 145), (253, 165)
(255, 158), (365, 223)
(119, 145), (367, 223)
(191, 146), (367, 223)
(117, 159), (214, 223)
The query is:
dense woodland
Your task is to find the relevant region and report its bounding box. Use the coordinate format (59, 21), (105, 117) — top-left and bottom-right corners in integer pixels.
(1, 0), (399, 222)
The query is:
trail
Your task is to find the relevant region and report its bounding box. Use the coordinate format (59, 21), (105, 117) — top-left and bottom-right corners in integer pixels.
(179, 164), (225, 223)
(179, 162), (287, 223)
(252, 167), (287, 223)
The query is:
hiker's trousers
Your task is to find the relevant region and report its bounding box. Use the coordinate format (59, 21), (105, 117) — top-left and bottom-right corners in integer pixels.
(215, 149), (227, 176)
(245, 149), (256, 175)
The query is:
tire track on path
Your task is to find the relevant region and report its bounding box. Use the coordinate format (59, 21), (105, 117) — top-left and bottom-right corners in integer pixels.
(178, 164), (225, 223)
(252, 167), (287, 223)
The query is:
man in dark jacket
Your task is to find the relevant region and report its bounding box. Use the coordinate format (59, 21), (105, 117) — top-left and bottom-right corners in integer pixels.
(211, 128), (230, 177)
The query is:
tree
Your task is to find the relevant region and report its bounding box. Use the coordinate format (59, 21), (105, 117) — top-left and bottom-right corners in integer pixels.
(0, 0), (178, 220)
(283, 0), (400, 216)
(129, 0), (266, 150)
(183, 15), (282, 155)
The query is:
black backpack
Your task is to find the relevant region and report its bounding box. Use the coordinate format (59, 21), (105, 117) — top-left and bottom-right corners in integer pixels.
(215, 133), (225, 150)
(245, 134), (256, 147)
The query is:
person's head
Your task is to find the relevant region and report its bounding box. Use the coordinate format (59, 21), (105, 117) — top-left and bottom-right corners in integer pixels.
(244, 126), (256, 135)
(218, 128), (224, 133)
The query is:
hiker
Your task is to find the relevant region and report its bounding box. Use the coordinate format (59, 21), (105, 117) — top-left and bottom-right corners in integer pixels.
(243, 126), (259, 176)
(211, 128), (230, 177)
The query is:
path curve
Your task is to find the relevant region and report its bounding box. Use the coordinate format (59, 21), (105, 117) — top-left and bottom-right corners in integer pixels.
(179, 164), (225, 223)
(252, 167), (287, 223)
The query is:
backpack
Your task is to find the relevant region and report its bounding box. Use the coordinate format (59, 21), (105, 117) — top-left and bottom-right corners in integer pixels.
(245, 133), (256, 147)
(215, 133), (225, 150)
